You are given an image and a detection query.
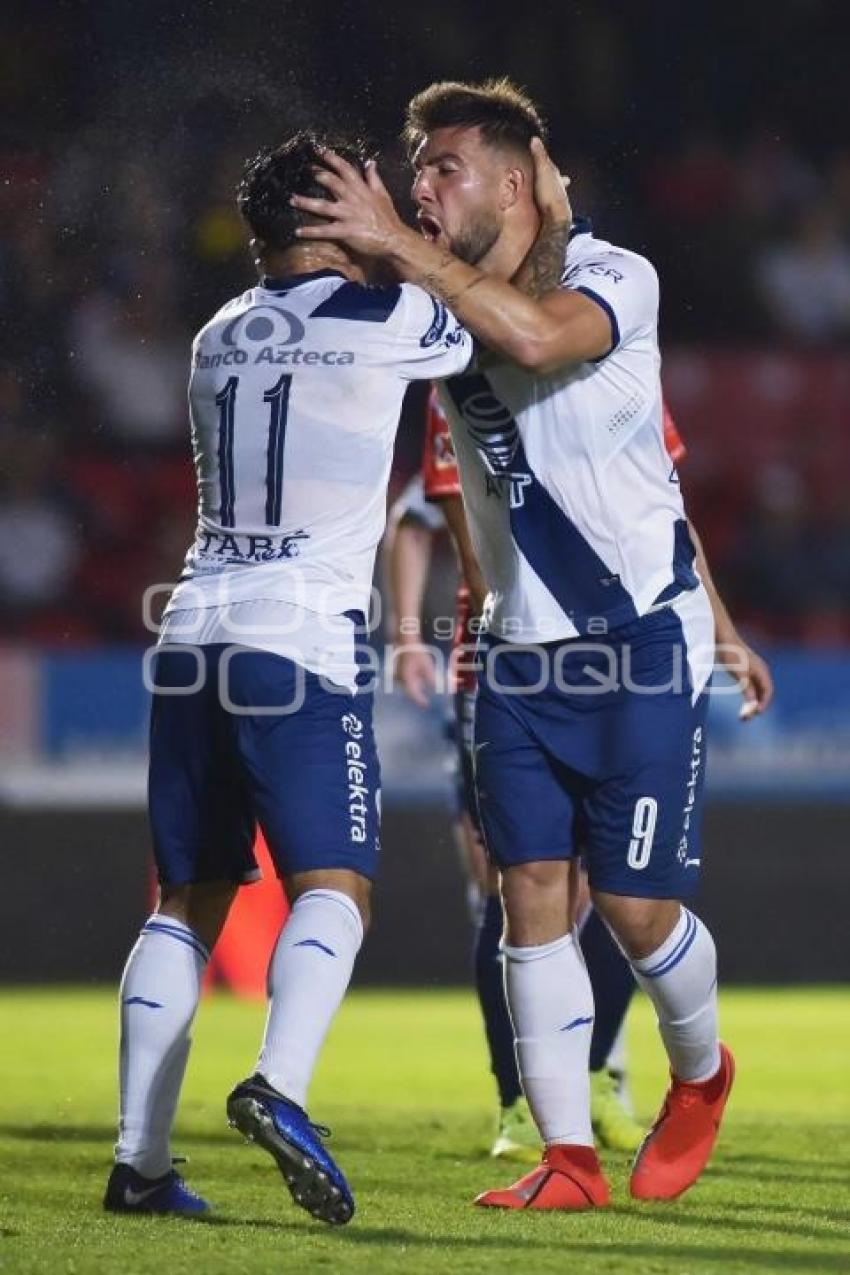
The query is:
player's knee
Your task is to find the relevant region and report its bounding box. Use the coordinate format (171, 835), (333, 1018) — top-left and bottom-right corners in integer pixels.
(158, 879), (239, 950)
(500, 860), (571, 946)
(356, 894), (372, 934)
(592, 891), (681, 961)
(287, 869), (372, 932)
(503, 859), (566, 896)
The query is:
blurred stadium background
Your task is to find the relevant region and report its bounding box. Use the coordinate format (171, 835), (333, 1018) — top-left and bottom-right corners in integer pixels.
(1, 0), (848, 988)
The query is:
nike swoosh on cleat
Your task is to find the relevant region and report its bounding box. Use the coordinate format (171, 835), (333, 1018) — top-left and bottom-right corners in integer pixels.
(512, 1169), (550, 1203)
(122, 997), (163, 1009)
(124, 1184), (163, 1206)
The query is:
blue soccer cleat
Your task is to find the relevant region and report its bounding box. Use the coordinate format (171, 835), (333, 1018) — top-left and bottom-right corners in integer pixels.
(226, 1073), (354, 1225)
(103, 1162), (210, 1216)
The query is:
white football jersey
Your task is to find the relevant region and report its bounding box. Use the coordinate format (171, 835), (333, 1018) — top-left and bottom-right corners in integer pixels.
(166, 269), (472, 620)
(438, 220), (702, 643)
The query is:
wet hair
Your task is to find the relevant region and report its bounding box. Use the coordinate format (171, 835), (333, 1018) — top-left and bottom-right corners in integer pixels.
(402, 77), (547, 157)
(237, 131), (369, 252)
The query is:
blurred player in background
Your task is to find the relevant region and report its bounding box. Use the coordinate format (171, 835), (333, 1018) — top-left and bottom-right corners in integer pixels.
(292, 78), (773, 1211)
(386, 390), (771, 1162)
(104, 132), (472, 1224)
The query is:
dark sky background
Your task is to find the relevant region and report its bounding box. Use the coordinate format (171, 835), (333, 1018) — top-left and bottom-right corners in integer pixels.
(7, 0), (846, 160)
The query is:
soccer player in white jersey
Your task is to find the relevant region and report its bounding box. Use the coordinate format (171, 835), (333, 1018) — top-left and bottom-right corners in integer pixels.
(291, 79), (754, 1210)
(103, 133), (472, 1223)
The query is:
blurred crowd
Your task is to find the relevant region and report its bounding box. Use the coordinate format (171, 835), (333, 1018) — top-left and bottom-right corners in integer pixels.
(1, 0), (848, 648)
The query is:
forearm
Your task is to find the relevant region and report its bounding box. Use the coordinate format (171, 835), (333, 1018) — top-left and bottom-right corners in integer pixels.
(385, 226), (568, 372)
(291, 146), (598, 369)
(690, 520), (736, 644)
(440, 494), (488, 614)
(386, 517), (433, 643)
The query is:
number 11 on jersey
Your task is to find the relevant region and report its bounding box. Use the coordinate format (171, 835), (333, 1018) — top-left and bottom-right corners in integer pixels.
(214, 374), (293, 529)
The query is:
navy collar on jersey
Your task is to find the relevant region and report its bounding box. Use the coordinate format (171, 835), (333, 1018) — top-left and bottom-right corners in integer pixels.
(261, 268), (348, 291)
(569, 216), (592, 239)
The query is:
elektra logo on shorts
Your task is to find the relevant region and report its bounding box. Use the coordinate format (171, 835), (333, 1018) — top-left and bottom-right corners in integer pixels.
(342, 712), (370, 844)
(677, 725), (703, 868)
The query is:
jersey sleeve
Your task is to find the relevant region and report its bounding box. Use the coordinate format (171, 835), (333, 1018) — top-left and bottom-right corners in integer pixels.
(392, 285), (474, 380)
(421, 387), (462, 501)
(661, 399), (687, 464)
(388, 472), (445, 531)
(561, 250), (658, 356)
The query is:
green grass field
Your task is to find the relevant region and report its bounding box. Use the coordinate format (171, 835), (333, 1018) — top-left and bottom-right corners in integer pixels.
(1, 986), (848, 1274)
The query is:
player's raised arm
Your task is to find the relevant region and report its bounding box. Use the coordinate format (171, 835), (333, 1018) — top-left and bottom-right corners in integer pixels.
(291, 145), (616, 373)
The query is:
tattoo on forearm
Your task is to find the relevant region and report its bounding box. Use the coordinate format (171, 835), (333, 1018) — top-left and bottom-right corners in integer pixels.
(417, 256), (487, 308)
(514, 221), (571, 298)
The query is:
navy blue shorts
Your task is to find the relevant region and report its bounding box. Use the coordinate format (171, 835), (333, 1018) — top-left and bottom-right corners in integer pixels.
(473, 606), (710, 899)
(147, 645), (380, 886)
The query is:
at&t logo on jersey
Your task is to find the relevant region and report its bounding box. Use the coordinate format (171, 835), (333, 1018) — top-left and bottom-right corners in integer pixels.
(342, 712), (370, 844)
(460, 387), (520, 468)
(449, 377), (532, 509)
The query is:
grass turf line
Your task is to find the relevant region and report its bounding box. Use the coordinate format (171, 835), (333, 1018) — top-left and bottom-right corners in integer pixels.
(0, 986), (848, 1274)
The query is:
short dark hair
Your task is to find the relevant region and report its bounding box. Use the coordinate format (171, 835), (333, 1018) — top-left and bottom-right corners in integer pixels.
(237, 132), (368, 252)
(402, 77), (547, 157)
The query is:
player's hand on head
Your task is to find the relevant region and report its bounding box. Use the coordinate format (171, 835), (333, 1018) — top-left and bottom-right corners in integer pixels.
(529, 136), (573, 228)
(394, 645), (437, 709)
(291, 150), (406, 258)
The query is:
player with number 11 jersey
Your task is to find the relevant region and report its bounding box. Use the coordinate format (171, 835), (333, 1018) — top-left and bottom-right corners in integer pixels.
(169, 257), (469, 650)
(105, 134), (472, 1227)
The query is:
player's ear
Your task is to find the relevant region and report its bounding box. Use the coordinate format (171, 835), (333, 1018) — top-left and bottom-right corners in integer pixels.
(499, 163), (527, 212)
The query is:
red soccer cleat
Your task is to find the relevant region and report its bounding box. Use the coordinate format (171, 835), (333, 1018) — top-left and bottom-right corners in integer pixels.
(630, 1042), (735, 1201)
(474, 1144), (611, 1211)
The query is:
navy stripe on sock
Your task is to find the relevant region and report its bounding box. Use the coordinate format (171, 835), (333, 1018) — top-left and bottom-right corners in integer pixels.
(640, 911), (697, 979)
(142, 921), (210, 963)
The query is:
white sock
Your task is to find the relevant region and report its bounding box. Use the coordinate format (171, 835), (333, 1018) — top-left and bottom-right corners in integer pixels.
(257, 889), (363, 1108)
(503, 931), (595, 1147)
(606, 1019), (628, 1075)
(630, 907), (721, 1083)
(604, 1020), (635, 1114)
(115, 915), (209, 1177)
